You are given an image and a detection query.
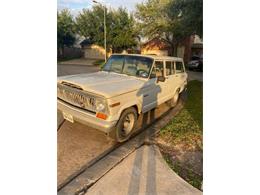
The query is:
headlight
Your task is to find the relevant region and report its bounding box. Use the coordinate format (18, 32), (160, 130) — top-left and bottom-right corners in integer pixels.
(95, 98), (108, 113)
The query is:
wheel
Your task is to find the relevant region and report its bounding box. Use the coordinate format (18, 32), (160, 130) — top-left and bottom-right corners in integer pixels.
(115, 107), (137, 142)
(169, 89), (180, 108)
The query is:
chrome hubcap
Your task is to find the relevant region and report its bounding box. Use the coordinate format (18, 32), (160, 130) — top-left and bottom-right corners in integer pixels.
(122, 113), (135, 135)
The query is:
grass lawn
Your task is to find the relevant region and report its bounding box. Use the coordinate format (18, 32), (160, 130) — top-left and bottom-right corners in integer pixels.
(156, 80), (203, 190)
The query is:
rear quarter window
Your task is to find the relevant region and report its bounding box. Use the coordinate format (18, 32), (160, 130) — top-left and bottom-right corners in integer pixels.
(175, 61), (184, 73)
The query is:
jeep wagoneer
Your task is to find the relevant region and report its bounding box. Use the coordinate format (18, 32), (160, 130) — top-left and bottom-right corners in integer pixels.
(57, 54), (187, 142)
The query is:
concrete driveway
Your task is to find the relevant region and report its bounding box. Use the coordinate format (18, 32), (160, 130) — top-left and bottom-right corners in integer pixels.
(86, 145), (202, 195)
(57, 121), (116, 188)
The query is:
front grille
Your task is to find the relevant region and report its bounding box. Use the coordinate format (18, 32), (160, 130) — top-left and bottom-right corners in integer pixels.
(57, 83), (96, 112)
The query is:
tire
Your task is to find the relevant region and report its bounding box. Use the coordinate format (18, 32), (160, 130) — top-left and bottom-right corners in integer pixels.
(169, 89), (180, 108)
(114, 107), (138, 142)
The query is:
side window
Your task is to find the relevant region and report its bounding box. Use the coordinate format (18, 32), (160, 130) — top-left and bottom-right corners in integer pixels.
(166, 61), (174, 76)
(154, 61), (164, 77)
(175, 61), (184, 73)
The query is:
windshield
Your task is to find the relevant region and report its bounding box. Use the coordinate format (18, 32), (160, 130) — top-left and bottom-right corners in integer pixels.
(102, 55), (154, 78)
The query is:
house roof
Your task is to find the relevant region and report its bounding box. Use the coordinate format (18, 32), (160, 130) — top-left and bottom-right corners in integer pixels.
(141, 37), (170, 50)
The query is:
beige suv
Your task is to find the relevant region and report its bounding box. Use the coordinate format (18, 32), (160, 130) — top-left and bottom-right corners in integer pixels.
(57, 54), (187, 142)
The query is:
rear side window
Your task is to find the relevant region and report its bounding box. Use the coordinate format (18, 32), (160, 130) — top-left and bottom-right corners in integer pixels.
(166, 61), (174, 75)
(175, 61), (184, 73)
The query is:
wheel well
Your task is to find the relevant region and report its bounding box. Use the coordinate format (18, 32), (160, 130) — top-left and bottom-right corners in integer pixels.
(119, 105), (139, 118)
(131, 105), (139, 115)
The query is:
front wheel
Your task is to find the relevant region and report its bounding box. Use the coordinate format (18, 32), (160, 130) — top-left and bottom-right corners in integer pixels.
(115, 107), (137, 142)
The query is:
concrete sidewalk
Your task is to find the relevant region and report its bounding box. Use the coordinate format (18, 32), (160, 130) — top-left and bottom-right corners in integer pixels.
(86, 145), (202, 195)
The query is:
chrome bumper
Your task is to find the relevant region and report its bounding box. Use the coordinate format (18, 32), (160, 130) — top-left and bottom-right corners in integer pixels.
(57, 99), (117, 133)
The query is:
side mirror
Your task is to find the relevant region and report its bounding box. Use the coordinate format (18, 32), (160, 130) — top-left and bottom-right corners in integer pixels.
(157, 76), (165, 82)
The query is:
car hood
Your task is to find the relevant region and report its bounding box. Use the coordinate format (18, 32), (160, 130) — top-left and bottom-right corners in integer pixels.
(57, 71), (146, 98)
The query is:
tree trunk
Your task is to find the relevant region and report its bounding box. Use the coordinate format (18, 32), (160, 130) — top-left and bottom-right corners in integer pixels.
(169, 43), (178, 57)
(174, 42), (179, 56)
(57, 47), (63, 59)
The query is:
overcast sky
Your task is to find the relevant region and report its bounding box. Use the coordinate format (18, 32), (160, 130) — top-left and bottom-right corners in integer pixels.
(58, 0), (144, 16)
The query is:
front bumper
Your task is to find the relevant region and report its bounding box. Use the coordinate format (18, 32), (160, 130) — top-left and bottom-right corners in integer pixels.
(57, 99), (117, 133)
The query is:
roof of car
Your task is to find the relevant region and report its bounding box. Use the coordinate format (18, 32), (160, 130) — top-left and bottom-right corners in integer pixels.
(111, 54), (183, 61)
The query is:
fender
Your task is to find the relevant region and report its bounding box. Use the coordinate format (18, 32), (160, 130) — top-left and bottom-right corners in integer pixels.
(115, 100), (142, 119)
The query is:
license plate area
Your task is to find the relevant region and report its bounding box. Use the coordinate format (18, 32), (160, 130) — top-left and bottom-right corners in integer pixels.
(63, 112), (74, 123)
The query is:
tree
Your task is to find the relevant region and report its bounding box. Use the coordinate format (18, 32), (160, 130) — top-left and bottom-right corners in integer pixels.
(110, 8), (138, 52)
(168, 0), (203, 38)
(57, 9), (76, 57)
(76, 5), (138, 53)
(76, 5), (113, 48)
(135, 0), (202, 55)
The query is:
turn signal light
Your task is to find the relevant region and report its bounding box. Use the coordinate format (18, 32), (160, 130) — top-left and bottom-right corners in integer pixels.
(96, 112), (108, 120)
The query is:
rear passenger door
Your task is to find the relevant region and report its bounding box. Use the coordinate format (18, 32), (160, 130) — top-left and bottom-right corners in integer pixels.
(165, 61), (179, 100)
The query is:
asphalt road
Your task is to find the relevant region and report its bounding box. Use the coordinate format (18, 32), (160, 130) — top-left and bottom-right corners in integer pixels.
(57, 64), (100, 77)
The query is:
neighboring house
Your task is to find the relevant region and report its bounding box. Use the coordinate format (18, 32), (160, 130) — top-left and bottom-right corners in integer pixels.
(141, 37), (171, 56)
(80, 39), (108, 60)
(141, 36), (203, 64)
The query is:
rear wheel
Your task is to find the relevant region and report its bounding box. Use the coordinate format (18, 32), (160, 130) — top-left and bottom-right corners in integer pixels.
(169, 89), (180, 108)
(115, 107), (137, 142)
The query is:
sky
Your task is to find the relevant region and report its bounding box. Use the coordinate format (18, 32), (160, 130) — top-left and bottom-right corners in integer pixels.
(57, 0), (144, 16)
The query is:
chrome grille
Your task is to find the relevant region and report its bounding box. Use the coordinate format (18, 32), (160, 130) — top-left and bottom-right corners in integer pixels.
(57, 84), (96, 112)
